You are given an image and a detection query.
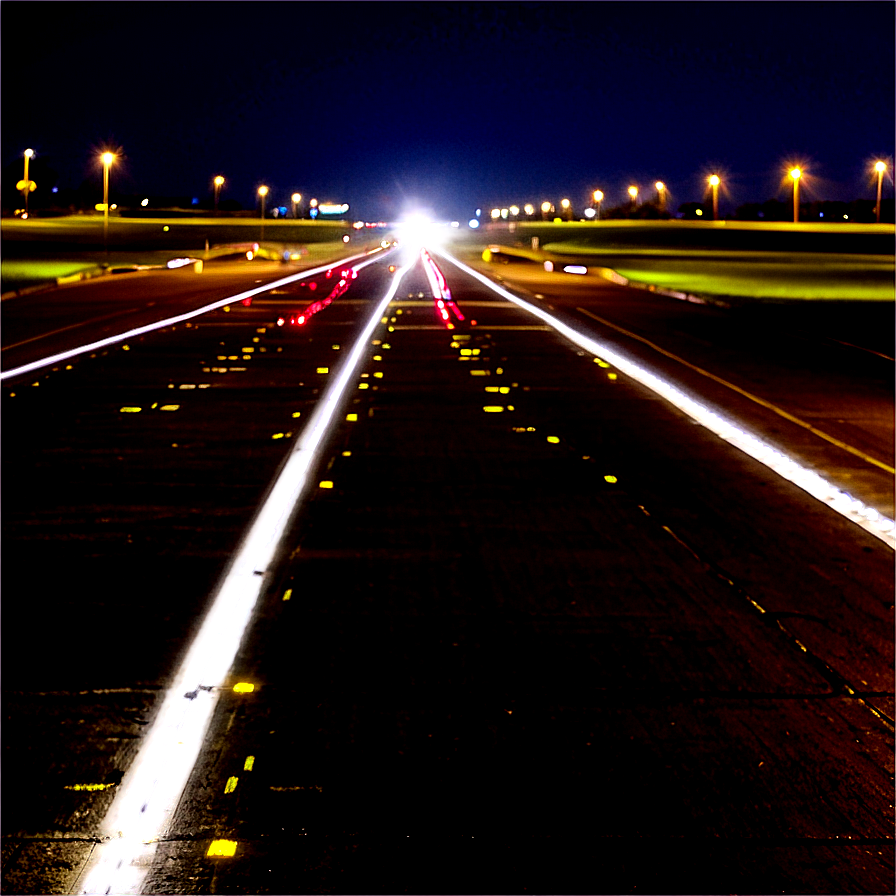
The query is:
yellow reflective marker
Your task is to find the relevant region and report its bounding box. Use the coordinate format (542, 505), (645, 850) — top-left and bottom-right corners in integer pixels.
(342, 450), (352, 456)
(594, 358), (611, 368)
(332, 344), (341, 350)
(608, 373), (618, 380)
(346, 413), (358, 422)
(373, 355), (383, 361)
(120, 407), (142, 413)
(485, 386), (500, 393)
(292, 411), (301, 418)
(358, 383), (369, 390)
(373, 372), (383, 379)
(242, 347), (254, 353)
(233, 682), (255, 694)
(122, 345), (130, 351)
(547, 436), (560, 444)
(319, 480), (334, 489)
(159, 405), (180, 411)
(470, 370), (490, 376)
(207, 840), (237, 858)
(317, 367), (329, 374)
(382, 344), (391, 349)
(64, 783), (115, 791)
(605, 475), (618, 483)
(272, 432), (285, 440)
(483, 406), (504, 413)
(224, 776), (239, 794)
(244, 756), (255, 771)
(500, 386), (511, 394)
(282, 588), (293, 601)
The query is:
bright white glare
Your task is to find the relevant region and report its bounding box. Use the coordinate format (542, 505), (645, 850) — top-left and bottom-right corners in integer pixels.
(563, 265), (588, 275)
(433, 248), (896, 550)
(398, 212), (435, 246)
(77, 253), (412, 895)
(166, 257), (196, 269)
(584, 208), (596, 218)
(468, 219), (480, 229)
(0, 248), (387, 382)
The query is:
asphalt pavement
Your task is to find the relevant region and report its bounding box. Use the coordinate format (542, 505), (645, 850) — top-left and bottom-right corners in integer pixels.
(1, 245), (892, 894)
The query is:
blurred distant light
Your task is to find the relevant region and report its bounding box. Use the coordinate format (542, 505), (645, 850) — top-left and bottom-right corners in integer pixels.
(561, 198), (570, 208)
(628, 186), (638, 199)
(584, 208), (596, 218)
(509, 205), (520, 216)
(541, 201), (552, 213)
(257, 185), (269, 196)
(469, 219), (480, 228)
(491, 208), (500, 219)
(524, 204), (535, 215)
(593, 190), (604, 202)
(696, 209), (703, 216)
(874, 161), (887, 173)
(141, 198), (149, 207)
(790, 167), (801, 180)
(501, 208), (509, 219)
(655, 181), (665, 192)
(709, 175), (720, 187)
(563, 265), (587, 274)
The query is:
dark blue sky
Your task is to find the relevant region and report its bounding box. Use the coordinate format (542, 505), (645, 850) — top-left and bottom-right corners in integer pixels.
(3, 1), (894, 220)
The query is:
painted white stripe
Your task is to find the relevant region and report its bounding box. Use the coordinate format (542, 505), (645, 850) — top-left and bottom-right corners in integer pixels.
(1, 249), (386, 382)
(76, 258), (414, 895)
(435, 248), (895, 549)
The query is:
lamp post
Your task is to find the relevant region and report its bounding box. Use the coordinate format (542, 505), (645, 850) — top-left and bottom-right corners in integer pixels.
(21, 148), (35, 217)
(593, 190), (603, 220)
(561, 197), (571, 220)
(628, 186), (638, 213)
(101, 151), (116, 252)
(291, 192), (302, 219)
(655, 181), (666, 212)
(874, 161), (887, 223)
(213, 176), (225, 215)
(708, 175), (720, 220)
(258, 185), (268, 239)
(789, 168), (801, 223)
(541, 200), (552, 221)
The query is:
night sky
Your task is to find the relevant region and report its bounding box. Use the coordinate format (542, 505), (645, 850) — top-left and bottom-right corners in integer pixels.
(3, 1), (894, 221)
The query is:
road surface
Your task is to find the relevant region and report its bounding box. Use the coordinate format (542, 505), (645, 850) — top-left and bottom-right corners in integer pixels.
(2, 243), (892, 894)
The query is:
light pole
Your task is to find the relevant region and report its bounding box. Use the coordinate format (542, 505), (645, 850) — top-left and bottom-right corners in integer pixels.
(101, 151), (116, 252)
(628, 186), (638, 214)
(258, 185), (268, 239)
(561, 198), (571, 220)
(874, 161), (887, 223)
(655, 181), (666, 212)
(20, 148), (35, 217)
(708, 175), (720, 220)
(593, 190), (603, 220)
(789, 168), (801, 223)
(291, 192), (302, 218)
(214, 176), (225, 215)
(541, 200), (552, 221)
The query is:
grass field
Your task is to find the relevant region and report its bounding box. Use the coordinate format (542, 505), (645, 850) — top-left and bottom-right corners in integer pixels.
(466, 220), (895, 303)
(0, 216), (379, 292)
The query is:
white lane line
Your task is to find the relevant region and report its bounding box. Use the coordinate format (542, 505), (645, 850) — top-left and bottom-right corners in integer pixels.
(435, 248), (896, 550)
(2, 308), (141, 350)
(576, 305), (896, 475)
(76, 257), (414, 896)
(0, 249), (385, 382)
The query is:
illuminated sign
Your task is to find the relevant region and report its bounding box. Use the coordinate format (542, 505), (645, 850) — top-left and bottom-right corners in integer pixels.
(318, 203), (349, 215)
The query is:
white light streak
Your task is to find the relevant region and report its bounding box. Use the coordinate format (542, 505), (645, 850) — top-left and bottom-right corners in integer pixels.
(434, 249), (895, 549)
(76, 256), (412, 895)
(1, 248), (387, 383)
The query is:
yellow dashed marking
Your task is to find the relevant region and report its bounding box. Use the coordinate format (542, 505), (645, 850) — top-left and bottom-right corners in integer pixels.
(207, 840), (237, 858)
(233, 682), (255, 694)
(224, 776), (239, 794)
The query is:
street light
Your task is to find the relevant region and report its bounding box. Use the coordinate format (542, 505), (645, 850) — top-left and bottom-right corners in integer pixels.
(874, 161), (887, 223)
(213, 176), (225, 215)
(18, 149), (36, 217)
(628, 186), (638, 212)
(101, 151), (116, 252)
(593, 189), (604, 220)
(291, 192), (302, 218)
(561, 198), (571, 220)
(789, 168), (801, 223)
(258, 185), (269, 239)
(708, 174), (721, 220)
(541, 201), (552, 220)
(655, 181), (666, 212)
